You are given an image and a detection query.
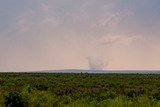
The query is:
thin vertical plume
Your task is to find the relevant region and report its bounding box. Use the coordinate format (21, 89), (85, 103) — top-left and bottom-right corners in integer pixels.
(87, 57), (108, 70)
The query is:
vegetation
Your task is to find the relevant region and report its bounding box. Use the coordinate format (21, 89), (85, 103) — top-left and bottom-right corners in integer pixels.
(0, 73), (160, 107)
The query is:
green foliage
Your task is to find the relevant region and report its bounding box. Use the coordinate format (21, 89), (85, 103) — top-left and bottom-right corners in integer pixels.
(0, 73), (160, 106)
(153, 91), (160, 100)
(4, 92), (24, 107)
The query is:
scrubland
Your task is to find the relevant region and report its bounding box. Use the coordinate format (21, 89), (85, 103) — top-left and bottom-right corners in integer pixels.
(0, 73), (160, 107)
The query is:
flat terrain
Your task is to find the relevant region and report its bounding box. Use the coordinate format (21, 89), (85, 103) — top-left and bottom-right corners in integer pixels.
(1, 73), (160, 107)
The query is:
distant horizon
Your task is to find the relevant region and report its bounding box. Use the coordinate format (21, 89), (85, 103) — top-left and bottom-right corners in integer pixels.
(2, 69), (160, 73)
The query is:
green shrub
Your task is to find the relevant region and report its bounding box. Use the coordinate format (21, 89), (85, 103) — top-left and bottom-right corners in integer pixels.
(153, 91), (160, 100)
(30, 91), (55, 107)
(4, 92), (24, 107)
(124, 89), (136, 98)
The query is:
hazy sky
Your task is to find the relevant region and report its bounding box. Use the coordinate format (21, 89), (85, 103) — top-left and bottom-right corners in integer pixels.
(0, 0), (160, 71)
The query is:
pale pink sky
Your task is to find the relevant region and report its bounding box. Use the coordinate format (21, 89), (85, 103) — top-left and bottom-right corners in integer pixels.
(0, 0), (160, 71)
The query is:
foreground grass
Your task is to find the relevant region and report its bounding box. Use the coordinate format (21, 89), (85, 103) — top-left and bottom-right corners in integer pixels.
(0, 73), (160, 107)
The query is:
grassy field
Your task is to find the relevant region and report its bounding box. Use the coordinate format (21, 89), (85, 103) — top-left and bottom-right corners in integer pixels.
(1, 73), (160, 107)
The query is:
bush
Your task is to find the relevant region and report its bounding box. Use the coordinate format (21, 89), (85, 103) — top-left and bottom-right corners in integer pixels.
(124, 89), (136, 98)
(30, 91), (54, 107)
(4, 92), (24, 107)
(153, 91), (160, 100)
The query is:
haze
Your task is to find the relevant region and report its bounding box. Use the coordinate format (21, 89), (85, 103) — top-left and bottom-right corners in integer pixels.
(0, 0), (160, 71)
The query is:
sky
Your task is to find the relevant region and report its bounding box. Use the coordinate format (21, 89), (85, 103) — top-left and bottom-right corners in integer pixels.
(0, 0), (160, 71)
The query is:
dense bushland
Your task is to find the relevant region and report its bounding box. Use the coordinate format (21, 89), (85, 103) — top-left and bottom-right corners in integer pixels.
(0, 73), (160, 107)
